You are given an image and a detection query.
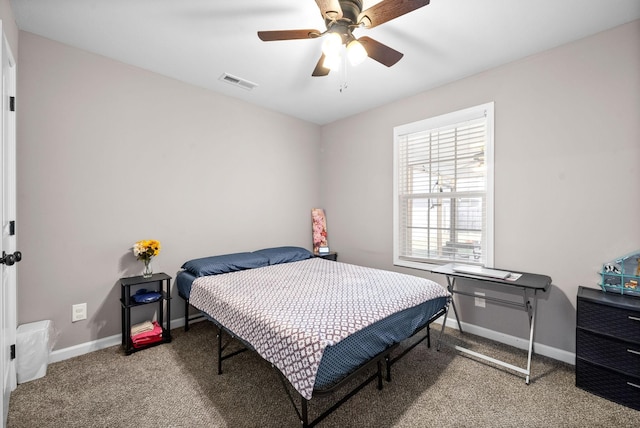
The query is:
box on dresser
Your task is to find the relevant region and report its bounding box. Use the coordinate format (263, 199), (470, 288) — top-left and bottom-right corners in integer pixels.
(576, 286), (640, 411)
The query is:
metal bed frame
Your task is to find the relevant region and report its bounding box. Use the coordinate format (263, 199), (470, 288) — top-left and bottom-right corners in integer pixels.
(204, 304), (448, 427)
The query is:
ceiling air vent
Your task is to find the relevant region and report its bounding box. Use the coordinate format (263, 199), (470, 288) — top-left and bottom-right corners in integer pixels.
(219, 73), (258, 91)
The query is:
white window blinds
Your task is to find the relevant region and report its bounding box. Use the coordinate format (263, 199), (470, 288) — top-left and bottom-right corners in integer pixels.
(393, 103), (494, 269)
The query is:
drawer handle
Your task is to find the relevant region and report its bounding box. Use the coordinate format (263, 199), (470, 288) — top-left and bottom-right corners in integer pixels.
(628, 349), (640, 356)
(628, 382), (640, 390)
(629, 316), (640, 322)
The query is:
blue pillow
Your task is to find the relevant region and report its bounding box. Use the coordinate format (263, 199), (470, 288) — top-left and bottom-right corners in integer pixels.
(253, 246), (313, 265)
(181, 252), (269, 277)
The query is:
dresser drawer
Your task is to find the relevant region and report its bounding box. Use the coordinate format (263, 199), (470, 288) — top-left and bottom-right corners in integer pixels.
(577, 299), (640, 342)
(576, 329), (640, 377)
(576, 358), (640, 411)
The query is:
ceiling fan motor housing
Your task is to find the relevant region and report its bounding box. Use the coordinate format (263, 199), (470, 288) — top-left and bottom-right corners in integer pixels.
(326, 0), (362, 26)
(325, 0), (363, 43)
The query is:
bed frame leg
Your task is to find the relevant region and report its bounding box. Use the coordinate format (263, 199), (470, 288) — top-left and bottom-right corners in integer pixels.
(301, 398), (309, 427)
(184, 298), (190, 332)
(385, 355), (392, 382)
(217, 326), (223, 375)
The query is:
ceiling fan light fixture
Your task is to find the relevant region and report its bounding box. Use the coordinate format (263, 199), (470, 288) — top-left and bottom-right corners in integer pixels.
(321, 31), (343, 57)
(322, 52), (342, 71)
(347, 39), (367, 66)
(258, 0), (432, 76)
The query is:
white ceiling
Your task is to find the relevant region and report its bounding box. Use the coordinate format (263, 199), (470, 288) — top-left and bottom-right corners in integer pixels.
(10, 0), (640, 125)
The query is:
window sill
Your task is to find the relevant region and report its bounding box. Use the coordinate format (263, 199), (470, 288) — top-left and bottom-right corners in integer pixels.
(393, 258), (441, 272)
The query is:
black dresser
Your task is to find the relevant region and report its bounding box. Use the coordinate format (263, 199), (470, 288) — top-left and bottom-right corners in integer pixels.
(576, 286), (640, 410)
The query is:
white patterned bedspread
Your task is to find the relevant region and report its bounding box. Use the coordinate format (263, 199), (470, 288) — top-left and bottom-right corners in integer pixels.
(189, 258), (449, 400)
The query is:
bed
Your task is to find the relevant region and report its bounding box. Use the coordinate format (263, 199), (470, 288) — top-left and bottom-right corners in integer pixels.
(177, 246), (450, 427)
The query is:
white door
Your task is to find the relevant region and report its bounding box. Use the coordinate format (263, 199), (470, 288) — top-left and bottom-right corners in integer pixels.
(1, 22), (17, 427)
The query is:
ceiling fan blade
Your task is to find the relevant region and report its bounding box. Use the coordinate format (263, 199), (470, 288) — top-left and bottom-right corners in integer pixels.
(258, 29), (321, 41)
(312, 53), (330, 76)
(315, 0), (343, 20)
(358, 36), (403, 67)
(358, 0), (430, 29)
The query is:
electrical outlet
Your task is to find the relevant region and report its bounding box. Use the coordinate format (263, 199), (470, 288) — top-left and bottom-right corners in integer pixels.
(72, 303), (87, 322)
(474, 292), (486, 308)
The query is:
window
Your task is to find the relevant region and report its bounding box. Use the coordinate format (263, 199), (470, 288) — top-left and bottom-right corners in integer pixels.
(393, 102), (494, 270)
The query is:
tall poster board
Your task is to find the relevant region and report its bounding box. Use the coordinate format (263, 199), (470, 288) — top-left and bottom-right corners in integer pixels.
(311, 208), (329, 254)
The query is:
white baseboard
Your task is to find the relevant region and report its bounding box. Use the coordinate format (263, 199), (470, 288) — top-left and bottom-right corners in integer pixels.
(49, 315), (575, 366)
(431, 317), (575, 365)
(49, 333), (121, 364)
(48, 316), (205, 364)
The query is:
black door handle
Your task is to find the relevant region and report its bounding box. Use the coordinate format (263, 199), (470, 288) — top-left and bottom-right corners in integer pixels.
(0, 251), (21, 266)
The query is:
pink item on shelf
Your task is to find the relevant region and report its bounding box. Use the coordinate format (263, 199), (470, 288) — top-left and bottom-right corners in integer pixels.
(131, 321), (163, 348)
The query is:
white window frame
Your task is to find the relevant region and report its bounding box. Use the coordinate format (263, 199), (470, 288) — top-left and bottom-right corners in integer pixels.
(393, 102), (494, 270)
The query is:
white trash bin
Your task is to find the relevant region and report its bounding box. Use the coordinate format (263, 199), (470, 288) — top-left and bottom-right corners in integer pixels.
(16, 320), (53, 383)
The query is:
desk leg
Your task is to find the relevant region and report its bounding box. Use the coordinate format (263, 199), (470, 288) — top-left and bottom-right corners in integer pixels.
(524, 291), (537, 385)
(439, 275), (538, 384)
(447, 276), (463, 333)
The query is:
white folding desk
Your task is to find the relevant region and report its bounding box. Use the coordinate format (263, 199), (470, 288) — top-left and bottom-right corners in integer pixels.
(430, 263), (551, 384)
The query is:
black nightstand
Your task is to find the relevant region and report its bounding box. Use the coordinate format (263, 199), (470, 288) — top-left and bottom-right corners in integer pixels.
(120, 273), (172, 355)
(576, 286), (640, 410)
(314, 252), (338, 261)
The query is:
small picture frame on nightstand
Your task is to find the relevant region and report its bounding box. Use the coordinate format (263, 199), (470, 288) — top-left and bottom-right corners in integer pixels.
(318, 246), (330, 254)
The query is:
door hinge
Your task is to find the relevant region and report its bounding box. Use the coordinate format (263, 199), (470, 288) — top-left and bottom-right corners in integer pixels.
(10, 344), (15, 360)
(9, 220), (15, 236)
(9, 96), (15, 112)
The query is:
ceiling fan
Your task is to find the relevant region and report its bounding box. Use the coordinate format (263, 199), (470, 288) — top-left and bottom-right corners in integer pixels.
(257, 0), (430, 76)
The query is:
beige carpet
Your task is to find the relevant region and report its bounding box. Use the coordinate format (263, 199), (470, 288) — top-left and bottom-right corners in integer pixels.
(7, 321), (639, 427)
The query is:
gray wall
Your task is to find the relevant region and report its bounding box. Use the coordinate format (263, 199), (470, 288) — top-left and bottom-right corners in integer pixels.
(16, 32), (321, 350)
(320, 20), (640, 354)
(15, 20), (640, 356)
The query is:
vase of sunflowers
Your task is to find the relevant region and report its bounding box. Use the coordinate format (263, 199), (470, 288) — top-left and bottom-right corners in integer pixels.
(133, 239), (161, 278)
